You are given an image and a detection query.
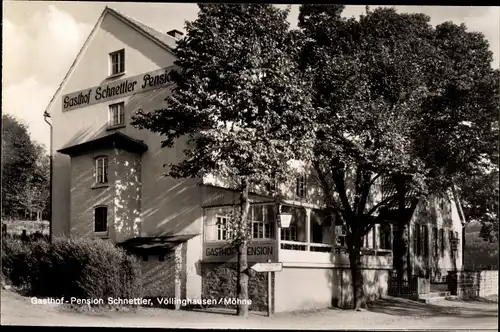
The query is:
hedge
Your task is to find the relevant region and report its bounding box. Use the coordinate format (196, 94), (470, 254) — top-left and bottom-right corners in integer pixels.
(1, 236), (142, 305)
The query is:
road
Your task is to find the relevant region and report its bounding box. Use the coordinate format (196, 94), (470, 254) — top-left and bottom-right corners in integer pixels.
(1, 289), (498, 330)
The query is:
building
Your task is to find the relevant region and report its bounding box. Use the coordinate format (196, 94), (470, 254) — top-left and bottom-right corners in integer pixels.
(44, 7), (465, 312)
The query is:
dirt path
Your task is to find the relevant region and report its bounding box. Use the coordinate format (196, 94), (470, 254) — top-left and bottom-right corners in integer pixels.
(1, 290), (498, 329)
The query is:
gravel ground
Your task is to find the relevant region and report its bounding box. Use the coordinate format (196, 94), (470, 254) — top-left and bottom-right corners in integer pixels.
(1, 289), (498, 329)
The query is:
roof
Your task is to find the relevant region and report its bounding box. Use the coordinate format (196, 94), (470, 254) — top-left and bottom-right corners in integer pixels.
(117, 234), (199, 253)
(105, 7), (178, 50)
(44, 6), (179, 117)
(57, 131), (148, 156)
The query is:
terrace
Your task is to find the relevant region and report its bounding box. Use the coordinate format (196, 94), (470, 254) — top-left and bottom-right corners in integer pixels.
(202, 202), (393, 269)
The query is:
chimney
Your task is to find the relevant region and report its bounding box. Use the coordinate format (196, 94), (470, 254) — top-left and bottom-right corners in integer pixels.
(166, 29), (184, 39)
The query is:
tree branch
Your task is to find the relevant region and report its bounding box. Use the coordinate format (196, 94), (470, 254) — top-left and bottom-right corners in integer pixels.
(366, 193), (398, 216)
(331, 163), (354, 218)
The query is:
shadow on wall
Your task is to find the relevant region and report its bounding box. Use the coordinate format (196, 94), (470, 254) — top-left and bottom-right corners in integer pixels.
(53, 125), (109, 236)
(113, 149), (141, 242)
(412, 196), (457, 281)
(327, 252), (390, 309)
(125, 90), (202, 237)
(70, 151), (115, 238)
(100, 15), (176, 83)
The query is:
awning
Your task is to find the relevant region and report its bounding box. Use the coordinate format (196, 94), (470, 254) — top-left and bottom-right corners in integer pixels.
(117, 234), (199, 254)
(57, 132), (148, 156)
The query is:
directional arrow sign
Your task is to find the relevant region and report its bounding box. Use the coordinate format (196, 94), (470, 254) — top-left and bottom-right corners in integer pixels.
(251, 262), (283, 273)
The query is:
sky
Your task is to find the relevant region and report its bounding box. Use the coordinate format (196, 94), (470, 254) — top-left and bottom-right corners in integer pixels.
(2, 2), (499, 149)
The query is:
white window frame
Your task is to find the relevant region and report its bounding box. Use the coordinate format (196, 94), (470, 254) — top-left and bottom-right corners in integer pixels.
(251, 204), (275, 240)
(108, 102), (125, 127)
(281, 225), (297, 241)
(296, 175), (306, 198)
(216, 215), (233, 241)
(109, 49), (125, 76)
(95, 156), (108, 184)
(94, 206), (108, 234)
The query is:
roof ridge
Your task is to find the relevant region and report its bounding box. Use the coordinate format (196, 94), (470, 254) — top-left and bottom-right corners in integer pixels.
(105, 6), (178, 51)
(43, 6), (178, 116)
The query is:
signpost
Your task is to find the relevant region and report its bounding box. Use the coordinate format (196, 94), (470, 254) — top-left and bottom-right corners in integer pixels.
(251, 260), (283, 317)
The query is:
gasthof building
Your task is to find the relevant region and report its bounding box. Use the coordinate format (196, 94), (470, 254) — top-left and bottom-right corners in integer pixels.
(45, 7), (465, 312)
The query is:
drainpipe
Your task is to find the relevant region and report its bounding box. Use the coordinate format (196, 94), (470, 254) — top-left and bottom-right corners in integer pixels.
(43, 111), (53, 242)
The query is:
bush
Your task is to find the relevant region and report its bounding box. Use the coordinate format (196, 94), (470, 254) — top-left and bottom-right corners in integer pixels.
(1, 236), (142, 305)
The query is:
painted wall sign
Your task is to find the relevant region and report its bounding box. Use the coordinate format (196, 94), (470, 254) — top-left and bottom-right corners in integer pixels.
(61, 65), (176, 112)
(203, 240), (278, 263)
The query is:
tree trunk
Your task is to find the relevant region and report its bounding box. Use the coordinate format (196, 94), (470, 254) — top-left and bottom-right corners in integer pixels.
(348, 233), (365, 310)
(236, 177), (250, 317)
(349, 246), (365, 310)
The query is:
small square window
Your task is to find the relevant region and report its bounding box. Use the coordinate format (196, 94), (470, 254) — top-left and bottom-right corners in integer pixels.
(94, 206), (108, 233)
(109, 102), (125, 127)
(110, 49), (125, 76)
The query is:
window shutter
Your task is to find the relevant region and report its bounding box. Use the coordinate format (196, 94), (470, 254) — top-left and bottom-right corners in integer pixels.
(413, 224), (419, 256)
(423, 226), (429, 257)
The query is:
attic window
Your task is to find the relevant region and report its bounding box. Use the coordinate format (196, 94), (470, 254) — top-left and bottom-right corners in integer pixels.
(110, 49), (125, 76)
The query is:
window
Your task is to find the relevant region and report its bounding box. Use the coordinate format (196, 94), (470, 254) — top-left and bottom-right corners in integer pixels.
(413, 224), (419, 255)
(296, 175), (306, 198)
(336, 225), (347, 247)
(95, 156), (108, 184)
(452, 231), (459, 258)
(439, 228), (445, 257)
(422, 225), (429, 257)
(363, 228), (374, 248)
(449, 230), (454, 257)
(216, 216), (232, 241)
(281, 225), (297, 241)
(251, 205), (275, 240)
(109, 49), (125, 75)
(94, 206), (108, 233)
(379, 224), (392, 250)
(432, 227), (438, 256)
(265, 181), (276, 194)
(109, 102), (125, 127)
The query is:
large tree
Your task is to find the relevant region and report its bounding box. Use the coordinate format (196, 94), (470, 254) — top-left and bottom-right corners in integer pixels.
(132, 4), (314, 317)
(1, 114), (49, 220)
(297, 5), (498, 309)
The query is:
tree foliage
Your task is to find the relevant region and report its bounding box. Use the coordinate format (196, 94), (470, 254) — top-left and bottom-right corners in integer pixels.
(132, 4), (314, 317)
(297, 5), (498, 309)
(1, 114), (50, 220)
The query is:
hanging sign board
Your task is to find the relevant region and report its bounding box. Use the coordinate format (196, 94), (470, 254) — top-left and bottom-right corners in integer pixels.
(203, 240), (278, 263)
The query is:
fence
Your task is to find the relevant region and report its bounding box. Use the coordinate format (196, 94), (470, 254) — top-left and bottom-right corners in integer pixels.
(388, 275), (418, 296)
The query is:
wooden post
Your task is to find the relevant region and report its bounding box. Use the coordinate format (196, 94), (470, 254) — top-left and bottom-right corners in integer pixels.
(267, 259), (272, 317)
(305, 208), (311, 251)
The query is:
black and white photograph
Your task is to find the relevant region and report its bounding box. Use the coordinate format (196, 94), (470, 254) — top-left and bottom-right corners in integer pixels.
(1, 2), (499, 329)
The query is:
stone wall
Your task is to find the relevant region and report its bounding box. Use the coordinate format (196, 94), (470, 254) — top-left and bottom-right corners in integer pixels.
(203, 263), (389, 312)
(457, 270), (498, 298)
(201, 262), (274, 312)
